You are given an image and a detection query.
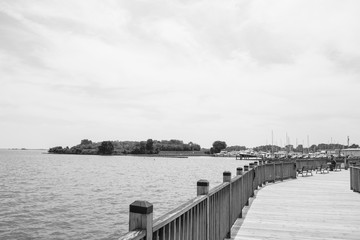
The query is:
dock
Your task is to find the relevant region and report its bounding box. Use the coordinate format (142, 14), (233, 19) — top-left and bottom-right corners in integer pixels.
(230, 169), (360, 240)
(119, 161), (360, 240)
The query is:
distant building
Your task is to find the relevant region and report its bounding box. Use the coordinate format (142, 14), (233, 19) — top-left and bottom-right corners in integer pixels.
(342, 148), (360, 157)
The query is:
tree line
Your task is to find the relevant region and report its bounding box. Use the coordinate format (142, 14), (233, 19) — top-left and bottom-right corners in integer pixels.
(48, 139), (201, 155)
(253, 143), (359, 153)
(49, 139), (360, 156)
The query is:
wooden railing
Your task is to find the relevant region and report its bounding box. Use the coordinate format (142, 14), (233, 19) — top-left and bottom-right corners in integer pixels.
(350, 165), (360, 193)
(119, 161), (298, 240)
(295, 159), (327, 170)
(268, 158), (328, 171)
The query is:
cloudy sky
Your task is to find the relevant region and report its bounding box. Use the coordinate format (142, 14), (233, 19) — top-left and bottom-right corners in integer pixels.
(1, 0), (360, 149)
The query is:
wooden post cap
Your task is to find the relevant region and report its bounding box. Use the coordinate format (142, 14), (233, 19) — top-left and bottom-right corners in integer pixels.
(197, 179), (209, 195)
(129, 201), (153, 214)
(254, 162), (258, 166)
(244, 165), (249, 171)
(223, 171), (231, 176)
(237, 167), (243, 171)
(236, 167), (243, 175)
(197, 179), (209, 186)
(249, 163), (254, 168)
(223, 171), (231, 182)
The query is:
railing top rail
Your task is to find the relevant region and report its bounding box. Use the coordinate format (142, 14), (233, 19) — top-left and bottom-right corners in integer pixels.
(350, 166), (360, 169)
(208, 182), (229, 197)
(230, 175), (242, 184)
(153, 195), (207, 231)
(271, 161), (292, 164)
(119, 230), (146, 240)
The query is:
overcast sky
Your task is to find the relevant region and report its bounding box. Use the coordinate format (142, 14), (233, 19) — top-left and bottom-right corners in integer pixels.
(1, 0), (360, 149)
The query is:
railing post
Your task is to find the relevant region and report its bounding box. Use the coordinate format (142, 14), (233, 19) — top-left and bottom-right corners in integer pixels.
(254, 161), (259, 188)
(243, 165), (249, 206)
(355, 168), (360, 192)
(223, 171), (231, 182)
(258, 161), (263, 187)
(345, 158), (348, 170)
(281, 162), (284, 181)
(223, 171), (231, 239)
(129, 201), (153, 240)
(197, 180), (209, 240)
(236, 167), (243, 218)
(197, 179), (209, 196)
(273, 162), (276, 182)
(262, 161), (267, 185)
(350, 166), (353, 190)
(249, 163), (255, 197)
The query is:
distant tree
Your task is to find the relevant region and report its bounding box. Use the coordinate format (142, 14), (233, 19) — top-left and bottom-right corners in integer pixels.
(146, 139), (154, 153)
(317, 143), (328, 150)
(349, 144), (359, 148)
(81, 139), (92, 145)
(139, 141), (146, 154)
(253, 145), (281, 153)
(309, 144), (317, 152)
(285, 144), (294, 152)
(226, 145), (246, 152)
(212, 141), (227, 154)
(192, 144), (201, 151)
(295, 144), (303, 153)
(98, 141), (114, 155)
(48, 146), (64, 154)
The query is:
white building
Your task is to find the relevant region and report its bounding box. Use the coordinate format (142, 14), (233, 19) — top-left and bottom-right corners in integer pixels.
(342, 148), (360, 157)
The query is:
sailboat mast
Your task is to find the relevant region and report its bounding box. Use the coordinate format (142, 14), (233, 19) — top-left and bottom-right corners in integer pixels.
(271, 130), (274, 158)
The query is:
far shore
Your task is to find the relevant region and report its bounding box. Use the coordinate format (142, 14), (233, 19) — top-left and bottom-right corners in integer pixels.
(46, 151), (211, 158)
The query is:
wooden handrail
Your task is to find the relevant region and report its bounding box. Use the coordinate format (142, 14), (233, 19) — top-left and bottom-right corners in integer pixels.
(119, 230), (146, 240)
(119, 161), (311, 240)
(208, 182), (229, 197)
(152, 195), (207, 232)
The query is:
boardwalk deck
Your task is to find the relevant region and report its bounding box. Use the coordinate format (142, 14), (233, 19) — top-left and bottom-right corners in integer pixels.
(230, 170), (360, 240)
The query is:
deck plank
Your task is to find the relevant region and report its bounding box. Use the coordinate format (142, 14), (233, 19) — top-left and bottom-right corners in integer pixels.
(230, 170), (360, 240)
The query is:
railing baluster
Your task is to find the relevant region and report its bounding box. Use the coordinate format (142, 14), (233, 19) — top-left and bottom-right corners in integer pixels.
(165, 223), (170, 240)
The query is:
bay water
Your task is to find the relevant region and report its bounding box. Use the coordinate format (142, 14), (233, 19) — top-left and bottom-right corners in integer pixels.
(0, 150), (251, 239)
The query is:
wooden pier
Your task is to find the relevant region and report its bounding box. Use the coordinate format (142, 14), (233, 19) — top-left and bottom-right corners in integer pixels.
(119, 161), (360, 240)
(230, 168), (360, 240)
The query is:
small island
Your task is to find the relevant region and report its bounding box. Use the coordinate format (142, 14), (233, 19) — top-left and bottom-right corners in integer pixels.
(48, 139), (206, 156)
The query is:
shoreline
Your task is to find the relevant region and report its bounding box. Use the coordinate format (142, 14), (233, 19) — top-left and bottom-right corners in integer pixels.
(46, 152), (212, 158)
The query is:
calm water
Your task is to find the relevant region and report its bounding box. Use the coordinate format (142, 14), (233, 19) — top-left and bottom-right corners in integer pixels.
(0, 150), (251, 240)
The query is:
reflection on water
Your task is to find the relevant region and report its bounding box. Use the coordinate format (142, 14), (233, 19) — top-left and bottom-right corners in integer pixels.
(0, 150), (251, 239)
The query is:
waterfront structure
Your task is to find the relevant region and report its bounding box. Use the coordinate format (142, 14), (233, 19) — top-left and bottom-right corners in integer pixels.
(232, 167), (360, 240)
(342, 148), (360, 157)
(119, 159), (359, 240)
(120, 159), (360, 240)
(120, 161), (296, 240)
